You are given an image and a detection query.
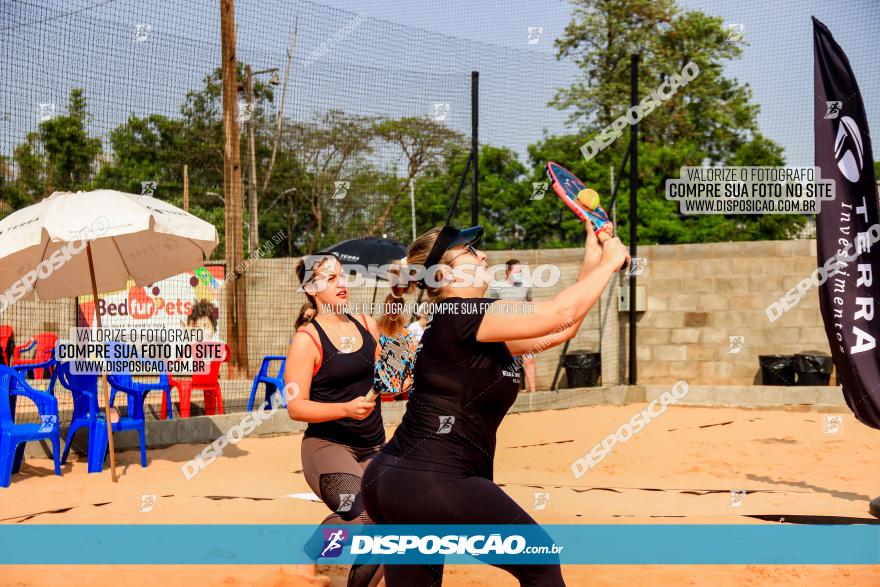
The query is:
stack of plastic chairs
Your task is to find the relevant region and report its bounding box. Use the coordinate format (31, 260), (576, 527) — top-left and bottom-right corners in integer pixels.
(0, 325), (13, 367)
(163, 342), (230, 418)
(12, 333), (59, 380)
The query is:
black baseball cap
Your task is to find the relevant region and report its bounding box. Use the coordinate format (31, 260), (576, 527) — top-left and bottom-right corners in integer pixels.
(417, 225), (484, 290)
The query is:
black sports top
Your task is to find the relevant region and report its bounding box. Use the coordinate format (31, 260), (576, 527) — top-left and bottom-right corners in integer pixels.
(378, 297), (520, 479)
(304, 314), (384, 448)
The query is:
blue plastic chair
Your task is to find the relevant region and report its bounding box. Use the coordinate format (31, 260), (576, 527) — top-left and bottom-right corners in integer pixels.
(13, 354), (58, 395)
(0, 365), (61, 487)
(105, 341), (174, 420)
(247, 355), (288, 411)
(52, 361), (103, 468)
(103, 373), (148, 470)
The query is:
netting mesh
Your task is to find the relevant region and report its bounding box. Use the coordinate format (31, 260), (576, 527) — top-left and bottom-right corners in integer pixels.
(1, 0), (574, 247)
(0, 0), (598, 422)
(2, 0), (877, 421)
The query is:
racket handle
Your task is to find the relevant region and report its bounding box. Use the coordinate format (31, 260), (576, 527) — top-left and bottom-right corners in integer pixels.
(365, 389), (378, 402)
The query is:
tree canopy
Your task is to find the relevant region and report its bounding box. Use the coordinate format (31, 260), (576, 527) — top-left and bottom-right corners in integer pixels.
(2, 0), (859, 255)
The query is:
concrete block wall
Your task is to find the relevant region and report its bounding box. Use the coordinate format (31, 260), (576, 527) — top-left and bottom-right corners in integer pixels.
(5, 238), (834, 409)
(634, 239), (830, 385)
(239, 249), (623, 391)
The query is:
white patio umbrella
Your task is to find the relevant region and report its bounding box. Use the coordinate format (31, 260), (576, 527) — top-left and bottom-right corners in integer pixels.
(0, 189), (218, 481)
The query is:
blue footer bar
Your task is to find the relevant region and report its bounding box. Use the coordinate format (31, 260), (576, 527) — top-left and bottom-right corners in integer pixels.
(0, 524), (878, 565)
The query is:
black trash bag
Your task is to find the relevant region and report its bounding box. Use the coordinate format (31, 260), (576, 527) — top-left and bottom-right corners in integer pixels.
(793, 351), (833, 386)
(759, 355), (795, 386)
(563, 351), (601, 388)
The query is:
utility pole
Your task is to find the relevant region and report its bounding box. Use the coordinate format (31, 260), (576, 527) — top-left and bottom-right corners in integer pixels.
(183, 164), (189, 212)
(261, 18), (297, 196)
(219, 0), (249, 378)
(245, 64), (258, 254)
(409, 177), (416, 240)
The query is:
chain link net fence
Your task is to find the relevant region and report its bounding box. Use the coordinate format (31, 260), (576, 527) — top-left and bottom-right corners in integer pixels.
(2, 0), (876, 421)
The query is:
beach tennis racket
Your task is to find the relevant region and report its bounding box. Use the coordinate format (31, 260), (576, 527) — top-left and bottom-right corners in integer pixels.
(545, 161), (627, 269)
(366, 333), (418, 401)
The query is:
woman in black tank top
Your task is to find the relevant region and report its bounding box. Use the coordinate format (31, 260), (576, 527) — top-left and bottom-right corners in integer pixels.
(362, 223), (629, 586)
(285, 253), (384, 587)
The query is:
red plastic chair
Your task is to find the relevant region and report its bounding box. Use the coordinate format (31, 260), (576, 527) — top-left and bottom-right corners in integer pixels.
(13, 333), (58, 380)
(0, 326), (13, 366)
(162, 343), (229, 418)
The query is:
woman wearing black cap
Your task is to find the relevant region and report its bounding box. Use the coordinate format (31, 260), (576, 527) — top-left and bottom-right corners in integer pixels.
(361, 221), (628, 586)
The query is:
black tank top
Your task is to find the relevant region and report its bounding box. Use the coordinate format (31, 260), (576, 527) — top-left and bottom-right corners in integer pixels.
(305, 314), (384, 447)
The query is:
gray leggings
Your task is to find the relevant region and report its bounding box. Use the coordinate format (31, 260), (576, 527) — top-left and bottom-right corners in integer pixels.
(301, 436), (383, 587)
(301, 436), (380, 522)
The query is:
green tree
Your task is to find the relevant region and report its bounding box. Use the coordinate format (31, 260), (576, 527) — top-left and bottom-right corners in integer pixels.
(40, 88), (102, 192)
(93, 66), (283, 259)
(4, 133), (47, 209)
(0, 89), (102, 209)
(285, 110), (378, 252)
(93, 114), (187, 196)
(370, 116), (464, 235)
(550, 0), (803, 243)
(406, 143), (532, 249)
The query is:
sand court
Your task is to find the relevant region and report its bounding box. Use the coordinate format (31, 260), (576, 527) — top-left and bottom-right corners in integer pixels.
(1, 403), (878, 585)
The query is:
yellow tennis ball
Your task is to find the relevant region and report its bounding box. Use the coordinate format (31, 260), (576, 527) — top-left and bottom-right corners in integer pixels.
(577, 188), (600, 210)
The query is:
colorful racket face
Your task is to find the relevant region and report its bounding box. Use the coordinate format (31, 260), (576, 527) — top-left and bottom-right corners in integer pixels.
(545, 162), (611, 235)
(374, 333), (418, 395)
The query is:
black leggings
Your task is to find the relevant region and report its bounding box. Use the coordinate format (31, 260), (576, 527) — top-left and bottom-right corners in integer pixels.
(362, 458), (565, 587)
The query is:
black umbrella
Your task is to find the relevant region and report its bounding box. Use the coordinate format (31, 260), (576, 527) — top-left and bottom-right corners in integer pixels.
(325, 237), (407, 304)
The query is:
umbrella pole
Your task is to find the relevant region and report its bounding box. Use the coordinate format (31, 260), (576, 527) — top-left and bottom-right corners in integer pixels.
(86, 243), (118, 482)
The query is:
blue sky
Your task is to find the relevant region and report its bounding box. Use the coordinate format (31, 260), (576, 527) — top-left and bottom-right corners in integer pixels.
(307, 0), (880, 167)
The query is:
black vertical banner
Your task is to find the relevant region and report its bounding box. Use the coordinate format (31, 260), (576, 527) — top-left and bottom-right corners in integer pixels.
(813, 17), (880, 429)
